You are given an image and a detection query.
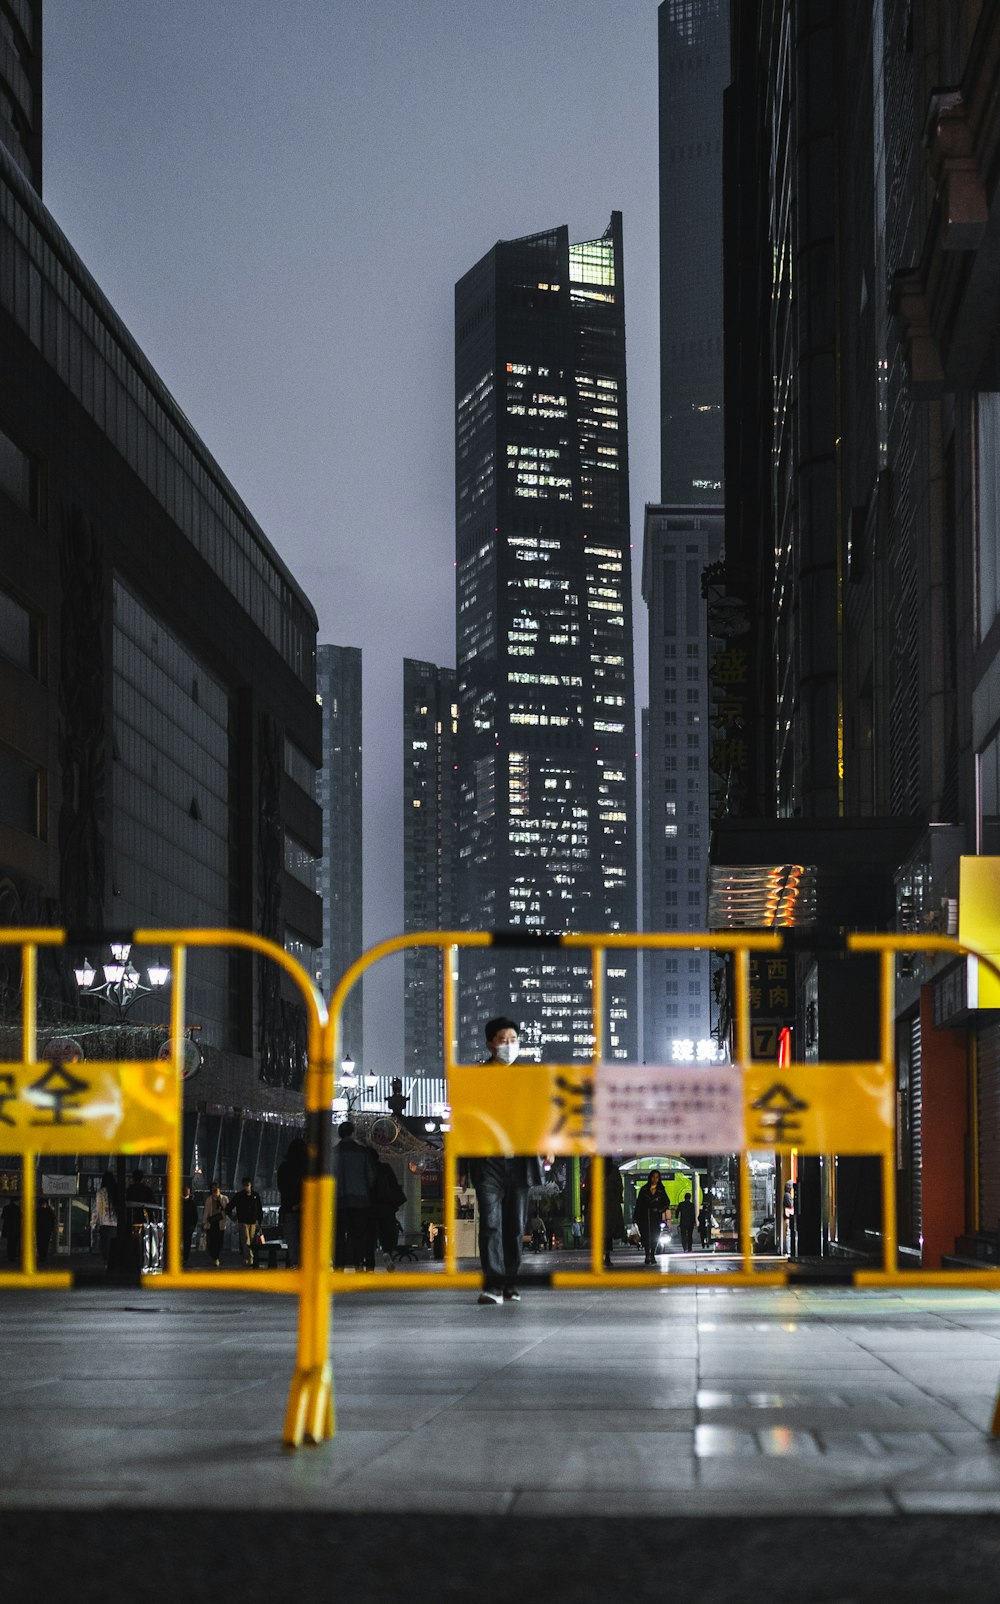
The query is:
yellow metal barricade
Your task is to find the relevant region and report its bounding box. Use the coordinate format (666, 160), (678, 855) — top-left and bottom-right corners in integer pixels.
(7, 924), (1000, 1450)
(0, 927), (335, 1448)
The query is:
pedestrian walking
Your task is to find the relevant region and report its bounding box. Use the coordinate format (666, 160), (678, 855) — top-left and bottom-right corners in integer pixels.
(677, 1191), (696, 1252)
(459, 1016), (543, 1305)
(602, 1157), (625, 1268)
(202, 1181), (228, 1266)
(276, 1136), (308, 1267)
(698, 1199), (712, 1250)
(332, 1122), (378, 1270)
(2, 1195), (20, 1264)
(371, 1157), (406, 1269)
(226, 1176), (264, 1266)
(529, 1211), (547, 1252)
(91, 1171), (119, 1266)
(633, 1169), (672, 1265)
(181, 1183), (198, 1266)
(35, 1197), (55, 1263)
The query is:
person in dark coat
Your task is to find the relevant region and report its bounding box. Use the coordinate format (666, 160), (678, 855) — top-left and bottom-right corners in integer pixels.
(371, 1158), (406, 1269)
(35, 1197), (55, 1263)
(2, 1196), (21, 1264)
(677, 1191), (697, 1252)
(633, 1170), (672, 1265)
(277, 1136), (308, 1267)
(181, 1184), (198, 1266)
(602, 1157), (625, 1268)
(459, 1016), (543, 1306)
(698, 1198), (713, 1250)
(332, 1122), (378, 1270)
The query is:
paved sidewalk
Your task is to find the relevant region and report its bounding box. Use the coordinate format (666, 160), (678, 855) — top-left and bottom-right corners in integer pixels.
(3, 1278), (1000, 1517)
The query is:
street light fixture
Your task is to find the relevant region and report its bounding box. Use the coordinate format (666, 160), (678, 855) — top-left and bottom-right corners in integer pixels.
(71, 942), (173, 1278)
(74, 943), (170, 1019)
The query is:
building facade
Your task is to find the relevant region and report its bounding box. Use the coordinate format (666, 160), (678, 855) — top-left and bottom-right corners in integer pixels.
(0, 88), (321, 1189)
(0, 0), (41, 194)
(715, 0), (1000, 1265)
(642, 0), (729, 1067)
(402, 657), (457, 1114)
(316, 644), (363, 1069)
(642, 504), (723, 1062)
(658, 0), (729, 505)
(454, 215), (637, 1063)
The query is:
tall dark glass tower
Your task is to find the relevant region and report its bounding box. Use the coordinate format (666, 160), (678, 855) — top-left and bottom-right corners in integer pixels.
(658, 0), (728, 502)
(316, 644), (363, 1068)
(454, 215), (637, 1063)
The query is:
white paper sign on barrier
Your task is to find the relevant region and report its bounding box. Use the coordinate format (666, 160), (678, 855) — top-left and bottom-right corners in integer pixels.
(594, 1064), (745, 1153)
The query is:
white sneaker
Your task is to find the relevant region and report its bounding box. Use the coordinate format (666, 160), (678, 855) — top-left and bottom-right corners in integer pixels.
(477, 1289), (503, 1305)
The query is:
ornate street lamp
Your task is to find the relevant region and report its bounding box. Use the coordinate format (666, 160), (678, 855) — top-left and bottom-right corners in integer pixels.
(72, 943), (173, 1277)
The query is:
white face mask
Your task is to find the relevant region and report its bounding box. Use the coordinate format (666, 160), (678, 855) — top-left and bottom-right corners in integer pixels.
(494, 1042), (519, 1065)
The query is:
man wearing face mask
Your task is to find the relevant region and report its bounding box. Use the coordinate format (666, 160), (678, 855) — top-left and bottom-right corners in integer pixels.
(461, 1015), (543, 1306)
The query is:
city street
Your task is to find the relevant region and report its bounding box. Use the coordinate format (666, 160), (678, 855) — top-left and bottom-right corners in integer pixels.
(4, 1267), (1000, 1598)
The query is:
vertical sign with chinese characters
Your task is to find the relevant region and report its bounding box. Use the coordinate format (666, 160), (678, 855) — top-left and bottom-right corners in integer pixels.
(748, 953), (795, 1060)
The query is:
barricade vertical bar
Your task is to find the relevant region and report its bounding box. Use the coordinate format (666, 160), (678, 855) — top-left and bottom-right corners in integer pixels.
(165, 943), (186, 1279)
(590, 946), (605, 1276)
(880, 949), (898, 1273)
(20, 943), (37, 1275)
(281, 949), (335, 1448)
(443, 943), (459, 1277)
(733, 943), (754, 1269)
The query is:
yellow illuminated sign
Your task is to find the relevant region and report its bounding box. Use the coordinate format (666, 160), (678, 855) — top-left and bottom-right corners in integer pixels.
(743, 1062), (894, 1154)
(0, 1060), (178, 1154)
(958, 856), (1000, 1008)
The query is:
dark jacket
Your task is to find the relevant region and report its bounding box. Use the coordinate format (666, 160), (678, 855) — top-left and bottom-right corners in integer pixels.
(226, 1187), (264, 1226)
(332, 1136), (378, 1210)
(277, 1138), (308, 1213)
(633, 1181), (672, 1225)
(371, 1160), (406, 1219)
(677, 1198), (696, 1229)
(603, 1158), (625, 1239)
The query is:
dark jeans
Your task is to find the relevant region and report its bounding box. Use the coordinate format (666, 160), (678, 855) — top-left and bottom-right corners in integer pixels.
(638, 1220), (659, 1259)
(680, 1225), (694, 1252)
(281, 1207), (302, 1268)
(336, 1207), (375, 1270)
(475, 1173), (529, 1291)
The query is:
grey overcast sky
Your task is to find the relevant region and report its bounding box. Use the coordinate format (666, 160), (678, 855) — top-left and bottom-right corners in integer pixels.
(43, 0), (662, 1074)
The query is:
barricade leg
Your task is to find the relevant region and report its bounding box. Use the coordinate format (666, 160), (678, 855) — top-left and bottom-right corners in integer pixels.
(283, 1172), (335, 1448)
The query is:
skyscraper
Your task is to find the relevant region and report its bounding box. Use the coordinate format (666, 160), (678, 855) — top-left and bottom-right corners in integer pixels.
(316, 645), (363, 1068)
(658, 0), (728, 504)
(642, 0), (729, 1063)
(454, 215), (637, 1063)
(642, 504), (723, 1062)
(402, 658), (457, 1114)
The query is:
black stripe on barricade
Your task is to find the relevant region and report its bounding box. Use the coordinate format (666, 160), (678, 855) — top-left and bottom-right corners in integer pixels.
(65, 926), (138, 949)
(786, 1266), (858, 1286)
(70, 1268), (143, 1290)
(779, 924), (848, 955)
(305, 1108), (335, 1177)
(512, 1270), (555, 1288)
(491, 929), (564, 950)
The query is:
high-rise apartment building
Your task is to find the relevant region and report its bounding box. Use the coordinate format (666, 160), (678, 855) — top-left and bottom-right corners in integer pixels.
(454, 215), (637, 1062)
(316, 645), (363, 1068)
(658, 0), (728, 504)
(402, 658), (457, 1114)
(642, 504), (723, 1061)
